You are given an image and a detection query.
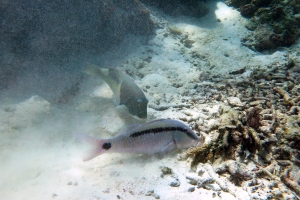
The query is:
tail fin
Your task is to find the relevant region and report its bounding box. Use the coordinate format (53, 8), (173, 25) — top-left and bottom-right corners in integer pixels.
(74, 132), (106, 161)
(82, 63), (103, 77)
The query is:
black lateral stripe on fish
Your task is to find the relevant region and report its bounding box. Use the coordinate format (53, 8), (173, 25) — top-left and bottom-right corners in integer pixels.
(130, 127), (189, 138)
(83, 63), (148, 119)
(75, 119), (200, 161)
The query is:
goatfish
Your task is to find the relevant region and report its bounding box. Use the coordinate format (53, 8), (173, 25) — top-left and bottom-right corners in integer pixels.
(75, 119), (200, 161)
(83, 63), (148, 119)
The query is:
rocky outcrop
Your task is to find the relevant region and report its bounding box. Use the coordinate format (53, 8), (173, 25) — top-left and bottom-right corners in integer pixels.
(226, 0), (300, 51)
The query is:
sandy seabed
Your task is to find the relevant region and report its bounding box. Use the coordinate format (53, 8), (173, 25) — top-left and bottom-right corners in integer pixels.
(0, 1), (299, 200)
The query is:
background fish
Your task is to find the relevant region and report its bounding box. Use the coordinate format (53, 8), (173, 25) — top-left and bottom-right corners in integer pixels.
(83, 63), (148, 119)
(75, 119), (200, 161)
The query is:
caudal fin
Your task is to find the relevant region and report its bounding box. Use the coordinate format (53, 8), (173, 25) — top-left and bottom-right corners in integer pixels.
(74, 132), (105, 161)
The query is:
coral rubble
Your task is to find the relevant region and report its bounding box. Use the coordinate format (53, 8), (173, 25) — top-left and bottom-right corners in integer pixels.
(182, 55), (300, 197)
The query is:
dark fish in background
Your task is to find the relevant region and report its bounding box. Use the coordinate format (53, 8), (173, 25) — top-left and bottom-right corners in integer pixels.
(83, 63), (148, 119)
(75, 119), (200, 161)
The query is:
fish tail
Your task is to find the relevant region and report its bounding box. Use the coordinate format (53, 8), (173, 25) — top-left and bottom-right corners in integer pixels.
(83, 63), (104, 77)
(74, 132), (106, 161)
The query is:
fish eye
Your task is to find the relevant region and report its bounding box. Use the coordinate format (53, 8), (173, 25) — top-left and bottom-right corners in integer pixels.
(137, 99), (142, 106)
(137, 99), (142, 103)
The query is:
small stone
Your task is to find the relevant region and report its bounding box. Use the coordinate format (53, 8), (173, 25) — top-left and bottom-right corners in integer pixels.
(205, 184), (221, 191)
(160, 166), (173, 175)
(154, 193), (160, 199)
(103, 188), (110, 193)
(189, 89), (197, 95)
(249, 100), (265, 106)
(198, 118), (204, 126)
(186, 176), (198, 185)
(177, 153), (188, 161)
(187, 187), (195, 192)
(169, 181), (180, 187)
(268, 181), (278, 189)
(202, 108), (209, 112)
(260, 109), (272, 115)
(145, 190), (154, 196)
(198, 169), (205, 176)
(52, 193), (58, 198)
(263, 114), (273, 120)
(227, 97), (245, 107)
(273, 189), (282, 197)
(67, 181), (72, 185)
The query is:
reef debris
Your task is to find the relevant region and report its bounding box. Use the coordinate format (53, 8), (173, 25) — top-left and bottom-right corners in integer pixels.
(179, 57), (300, 198)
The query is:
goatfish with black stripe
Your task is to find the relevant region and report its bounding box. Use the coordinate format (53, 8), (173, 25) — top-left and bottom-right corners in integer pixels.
(83, 63), (148, 119)
(75, 119), (200, 161)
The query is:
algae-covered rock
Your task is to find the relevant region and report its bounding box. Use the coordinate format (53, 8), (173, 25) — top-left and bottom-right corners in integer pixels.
(168, 26), (183, 36)
(226, 0), (300, 51)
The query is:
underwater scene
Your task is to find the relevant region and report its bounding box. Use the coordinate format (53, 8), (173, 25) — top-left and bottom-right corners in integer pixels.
(0, 0), (300, 199)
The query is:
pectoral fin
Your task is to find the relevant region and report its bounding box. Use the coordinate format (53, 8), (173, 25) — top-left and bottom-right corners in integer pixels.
(161, 141), (175, 152)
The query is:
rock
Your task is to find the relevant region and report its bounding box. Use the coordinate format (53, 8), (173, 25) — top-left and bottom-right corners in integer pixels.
(198, 118), (204, 126)
(187, 187), (195, 192)
(206, 119), (220, 132)
(169, 181), (180, 187)
(263, 114), (273, 120)
(197, 168), (205, 176)
(186, 175), (199, 185)
(145, 190), (154, 196)
(205, 184), (221, 191)
(240, 4), (257, 17)
(154, 193), (160, 199)
(145, 190), (160, 199)
(227, 97), (245, 107)
(168, 25), (183, 36)
(160, 166), (173, 176)
(227, 0), (299, 51)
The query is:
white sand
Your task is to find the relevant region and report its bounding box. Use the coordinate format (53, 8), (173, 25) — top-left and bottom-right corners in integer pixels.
(0, 1), (299, 199)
